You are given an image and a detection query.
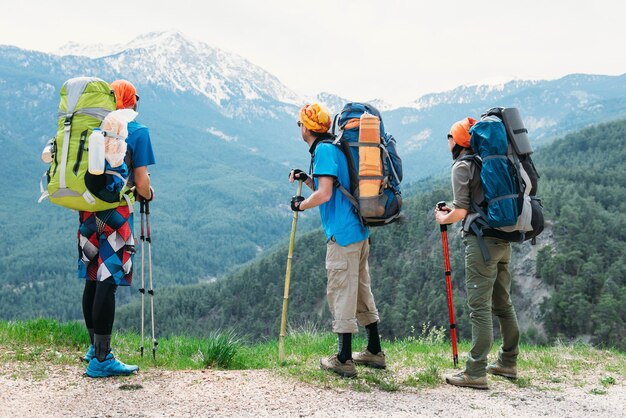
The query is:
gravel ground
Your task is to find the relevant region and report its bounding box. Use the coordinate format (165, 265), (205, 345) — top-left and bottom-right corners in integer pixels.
(1, 360), (624, 418)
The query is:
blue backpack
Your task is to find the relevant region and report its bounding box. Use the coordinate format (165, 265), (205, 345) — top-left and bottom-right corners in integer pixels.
(468, 118), (520, 227)
(462, 109), (544, 261)
(329, 102), (403, 227)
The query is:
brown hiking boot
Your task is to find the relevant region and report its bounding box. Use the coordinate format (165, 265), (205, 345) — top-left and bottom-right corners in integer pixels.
(445, 371), (489, 390)
(319, 355), (357, 378)
(486, 362), (518, 379)
(352, 350), (386, 369)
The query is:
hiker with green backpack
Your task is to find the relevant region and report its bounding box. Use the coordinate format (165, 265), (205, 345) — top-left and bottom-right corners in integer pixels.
(40, 77), (155, 377)
(81, 79), (155, 377)
(289, 102), (402, 377)
(435, 111), (543, 389)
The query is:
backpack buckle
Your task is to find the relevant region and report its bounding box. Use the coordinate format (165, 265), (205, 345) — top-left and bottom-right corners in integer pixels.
(63, 113), (73, 126)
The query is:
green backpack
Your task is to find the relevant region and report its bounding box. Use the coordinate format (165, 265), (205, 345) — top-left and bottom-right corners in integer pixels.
(39, 77), (134, 211)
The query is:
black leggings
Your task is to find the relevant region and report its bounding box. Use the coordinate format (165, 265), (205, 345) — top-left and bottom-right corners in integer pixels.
(82, 281), (117, 335)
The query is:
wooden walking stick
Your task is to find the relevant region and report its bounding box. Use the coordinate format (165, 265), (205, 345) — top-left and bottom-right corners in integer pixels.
(279, 179), (303, 362)
(437, 201), (459, 368)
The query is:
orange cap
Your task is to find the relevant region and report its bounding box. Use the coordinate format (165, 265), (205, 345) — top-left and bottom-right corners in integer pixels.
(299, 103), (331, 133)
(449, 117), (477, 148)
(110, 79), (138, 110)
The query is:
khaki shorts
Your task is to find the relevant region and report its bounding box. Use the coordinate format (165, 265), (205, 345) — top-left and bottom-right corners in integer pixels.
(326, 238), (379, 333)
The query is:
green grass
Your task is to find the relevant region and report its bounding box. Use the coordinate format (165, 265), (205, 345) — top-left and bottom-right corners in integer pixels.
(600, 375), (616, 387)
(1, 318), (625, 392)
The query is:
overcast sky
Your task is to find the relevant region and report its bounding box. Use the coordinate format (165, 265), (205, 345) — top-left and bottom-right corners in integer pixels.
(1, 0), (624, 105)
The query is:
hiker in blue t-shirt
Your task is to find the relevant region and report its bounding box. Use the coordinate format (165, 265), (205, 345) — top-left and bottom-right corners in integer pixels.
(79, 79), (156, 378)
(289, 103), (386, 378)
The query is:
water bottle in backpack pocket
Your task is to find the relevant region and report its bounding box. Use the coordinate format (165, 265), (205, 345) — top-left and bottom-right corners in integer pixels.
(85, 109), (138, 203)
(88, 128), (106, 175)
(41, 137), (56, 164)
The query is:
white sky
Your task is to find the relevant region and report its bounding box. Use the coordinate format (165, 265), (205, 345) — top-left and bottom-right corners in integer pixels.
(1, 0), (625, 105)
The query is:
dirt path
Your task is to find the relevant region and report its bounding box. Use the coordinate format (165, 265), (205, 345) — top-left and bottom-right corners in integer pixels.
(1, 361), (624, 417)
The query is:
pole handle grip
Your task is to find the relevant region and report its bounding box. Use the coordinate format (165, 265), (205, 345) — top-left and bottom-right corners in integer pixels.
(296, 179), (303, 197)
(436, 201), (451, 229)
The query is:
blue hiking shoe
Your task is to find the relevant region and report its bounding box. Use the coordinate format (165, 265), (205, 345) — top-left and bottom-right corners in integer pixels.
(86, 353), (139, 378)
(82, 345), (95, 363)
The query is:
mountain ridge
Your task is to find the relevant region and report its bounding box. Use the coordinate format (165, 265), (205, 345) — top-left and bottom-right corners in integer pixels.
(44, 31), (626, 114)
(1, 32), (626, 318)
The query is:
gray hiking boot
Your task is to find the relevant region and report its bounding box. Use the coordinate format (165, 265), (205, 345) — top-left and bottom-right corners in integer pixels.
(445, 371), (489, 390)
(352, 350), (386, 369)
(486, 362), (517, 379)
(319, 355), (357, 378)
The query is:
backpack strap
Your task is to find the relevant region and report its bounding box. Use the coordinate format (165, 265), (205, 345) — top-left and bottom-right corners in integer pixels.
(331, 113), (341, 137)
(334, 176), (365, 230)
(104, 170), (133, 213)
(310, 137), (365, 229)
(333, 179), (359, 208)
(381, 141), (401, 186)
(459, 153), (482, 167)
(38, 171), (50, 203)
(469, 221), (492, 263)
(463, 201), (491, 262)
(59, 113), (73, 189)
(458, 155), (491, 262)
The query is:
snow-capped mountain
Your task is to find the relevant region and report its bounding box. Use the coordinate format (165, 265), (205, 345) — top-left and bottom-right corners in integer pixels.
(315, 92), (348, 114)
(2, 33), (626, 288)
(3, 32), (626, 181)
(368, 99), (396, 112)
(314, 93), (396, 114)
(409, 79), (542, 110)
(54, 41), (124, 59)
(57, 31), (303, 114)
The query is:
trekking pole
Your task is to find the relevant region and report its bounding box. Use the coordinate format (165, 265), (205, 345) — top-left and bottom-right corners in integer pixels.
(139, 200), (146, 358)
(279, 179), (303, 362)
(145, 200), (158, 360)
(437, 201), (459, 368)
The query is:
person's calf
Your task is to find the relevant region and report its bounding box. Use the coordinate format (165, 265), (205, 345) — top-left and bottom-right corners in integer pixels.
(365, 321), (382, 354)
(336, 333), (352, 363)
(93, 334), (111, 362)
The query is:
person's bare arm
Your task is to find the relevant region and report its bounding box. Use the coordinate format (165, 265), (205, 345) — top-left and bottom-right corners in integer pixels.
(134, 166), (153, 200)
(298, 176), (333, 210)
(435, 205), (467, 224)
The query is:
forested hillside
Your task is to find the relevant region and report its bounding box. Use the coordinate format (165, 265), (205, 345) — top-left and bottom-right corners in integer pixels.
(2, 33), (626, 325)
(534, 121), (626, 349)
(117, 119), (626, 349)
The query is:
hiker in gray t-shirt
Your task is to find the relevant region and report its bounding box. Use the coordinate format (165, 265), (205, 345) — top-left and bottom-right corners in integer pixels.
(435, 117), (520, 390)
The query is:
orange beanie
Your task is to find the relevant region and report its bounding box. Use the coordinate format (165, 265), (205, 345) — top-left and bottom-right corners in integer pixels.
(110, 79), (138, 110)
(449, 117), (477, 148)
(299, 103), (331, 133)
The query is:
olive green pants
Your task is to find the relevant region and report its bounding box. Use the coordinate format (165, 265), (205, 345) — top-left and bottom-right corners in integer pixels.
(463, 234), (520, 378)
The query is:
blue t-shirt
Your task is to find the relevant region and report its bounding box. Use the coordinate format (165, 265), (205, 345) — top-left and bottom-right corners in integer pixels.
(126, 121), (156, 180)
(313, 143), (368, 246)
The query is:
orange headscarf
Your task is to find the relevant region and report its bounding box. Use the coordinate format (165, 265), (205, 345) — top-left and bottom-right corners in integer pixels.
(110, 79), (138, 110)
(449, 117), (477, 148)
(299, 103), (331, 133)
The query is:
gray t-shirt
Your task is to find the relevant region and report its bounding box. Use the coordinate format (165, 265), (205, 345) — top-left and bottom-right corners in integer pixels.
(451, 157), (483, 210)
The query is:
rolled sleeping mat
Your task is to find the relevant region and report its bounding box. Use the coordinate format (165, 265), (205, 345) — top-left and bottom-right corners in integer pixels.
(358, 112), (383, 198)
(501, 107), (533, 156)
